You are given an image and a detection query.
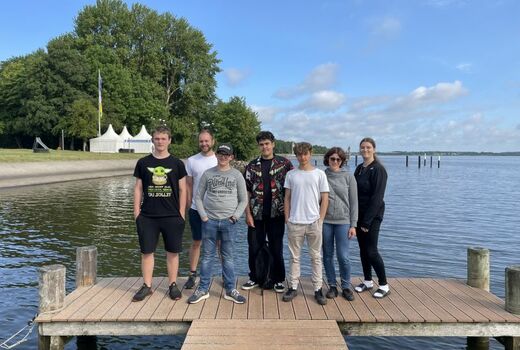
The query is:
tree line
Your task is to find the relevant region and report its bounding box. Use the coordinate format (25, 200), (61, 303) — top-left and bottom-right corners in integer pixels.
(0, 0), (261, 159)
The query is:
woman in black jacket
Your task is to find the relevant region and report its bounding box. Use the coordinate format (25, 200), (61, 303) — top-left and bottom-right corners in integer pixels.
(354, 137), (390, 298)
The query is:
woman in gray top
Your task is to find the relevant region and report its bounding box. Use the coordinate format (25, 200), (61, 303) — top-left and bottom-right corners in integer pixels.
(322, 147), (358, 301)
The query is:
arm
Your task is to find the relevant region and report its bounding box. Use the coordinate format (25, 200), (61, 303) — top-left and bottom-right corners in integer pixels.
(245, 192), (255, 227)
(133, 178), (143, 219)
(186, 175), (194, 212)
(178, 176), (187, 220)
(361, 165), (387, 229)
(319, 192), (329, 222)
(348, 174), (358, 238)
(233, 174), (248, 220)
(284, 188), (291, 224)
(194, 172), (209, 222)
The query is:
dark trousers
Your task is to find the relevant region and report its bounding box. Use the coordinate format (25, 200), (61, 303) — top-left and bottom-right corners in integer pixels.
(356, 218), (387, 285)
(247, 215), (286, 283)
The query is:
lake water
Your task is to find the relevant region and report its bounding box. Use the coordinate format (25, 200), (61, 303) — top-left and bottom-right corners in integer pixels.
(0, 156), (519, 349)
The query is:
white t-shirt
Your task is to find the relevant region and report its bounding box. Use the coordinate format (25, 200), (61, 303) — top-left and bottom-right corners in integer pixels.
(284, 168), (329, 224)
(186, 152), (218, 209)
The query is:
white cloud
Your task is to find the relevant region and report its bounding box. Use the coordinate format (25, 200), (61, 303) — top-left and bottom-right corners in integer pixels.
(456, 62), (473, 73)
(274, 63), (340, 99)
(372, 17), (402, 39)
(251, 105), (280, 123)
(298, 90), (346, 111)
(223, 68), (249, 87)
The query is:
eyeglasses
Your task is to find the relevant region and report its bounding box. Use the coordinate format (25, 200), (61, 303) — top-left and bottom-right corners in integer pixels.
(329, 157), (342, 162)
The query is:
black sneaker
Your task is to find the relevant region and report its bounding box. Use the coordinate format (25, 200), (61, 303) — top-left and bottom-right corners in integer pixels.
(314, 288), (327, 305)
(273, 283), (285, 293)
(342, 287), (355, 301)
(168, 282), (182, 300)
(241, 280), (258, 290)
(132, 283), (152, 302)
(184, 272), (197, 289)
(326, 286), (338, 299)
(282, 288), (297, 302)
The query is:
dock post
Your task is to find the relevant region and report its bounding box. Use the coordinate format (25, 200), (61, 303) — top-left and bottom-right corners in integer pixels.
(355, 155), (358, 166)
(38, 265), (66, 350)
(418, 155), (421, 168)
(504, 265), (520, 350)
(430, 156), (433, 167)
(467, 247), (490, 350)
(75, 246), (98, 348)
(76, 246), (97, 287)
(406, 155), (409, 167)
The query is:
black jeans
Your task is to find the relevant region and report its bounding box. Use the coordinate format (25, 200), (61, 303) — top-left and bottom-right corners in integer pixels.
(247, 215), (286, 283)
(356, 218), (387, 285)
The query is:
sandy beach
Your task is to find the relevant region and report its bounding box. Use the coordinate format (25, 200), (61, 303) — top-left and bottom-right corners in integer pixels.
(0, 159), (138, 189)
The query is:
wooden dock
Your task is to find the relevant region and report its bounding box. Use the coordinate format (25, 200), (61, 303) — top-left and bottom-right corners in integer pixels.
(36, 276), (520, 348)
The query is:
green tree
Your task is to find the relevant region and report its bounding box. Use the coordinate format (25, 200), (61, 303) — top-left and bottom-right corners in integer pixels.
(209, 97), (261, 160)
(55, 98), (98, 151)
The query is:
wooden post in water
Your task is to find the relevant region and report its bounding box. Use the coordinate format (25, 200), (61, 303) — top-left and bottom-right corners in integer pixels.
(355, 155), (358, 166)
(75, 246), (98, 348)
(76, 246), (97, 287)
(503, 265), (520, 350)
(438, 155), (441, 168)
(38, 265), (66, 350)
(406, 155), (409, 167)
(430, 156), (433, 168)
(467, 247), (490, 350)
(423, 153), (427, 166)
(418, 155), (421, 169)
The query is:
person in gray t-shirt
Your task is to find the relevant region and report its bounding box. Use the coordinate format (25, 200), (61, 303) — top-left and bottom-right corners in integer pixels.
(188, 143), (248, 305)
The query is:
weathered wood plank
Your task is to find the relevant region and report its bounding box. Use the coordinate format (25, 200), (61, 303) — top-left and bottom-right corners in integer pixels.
(36, 284), (95, 322)
(300, 277), (327, 320)
(101, 278), (145, 321)
(215, 277), (234, 319)
(199, 277), (223, 319)
(290, 280), (311, 320)
(86, 277), (140, 321)
(134, 277), (170, 321)
(262, 288), (280, 319)
(247, 282), (263, 319)
(401, 278), (456, 322)
(116, 277), (164, 321)
(277, 280), (296, 320)
(353, 277), (392, 322)
(51, 278), (114, 322)
(391, 278), (438, 322)
(231, 276), (249, 319)
(183, 276), (212, 321)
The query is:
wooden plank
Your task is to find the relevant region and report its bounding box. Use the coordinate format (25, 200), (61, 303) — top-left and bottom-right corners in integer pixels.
(290, 280), (311, 320)
(370, 279), (409, 323)
(353, 277), (392, 322)
(36, 284), (95, 322)
(409, 278), (473, 322)
(215, 277), (234, 319)
(101, 278), (147, 321)
(134, 277), (170, 321)
(425, 278), (489, 322)
(300, 277), (327, 320)
(443, 279), (520, 322)
(231, 276), (248, 319)
(149, 281), (177, 322)
(331, 281), (361, 322)
(340, 278), (373, 322)
(67, 277), (126, 321)
(246, 281), (263, 319)
(51, 278), (114, 322)
(263, 288), (280, 319)
(86, 277), (140, 321)
(182, 319), (347, 349)
(400, 278), (456, 322)
(383, 278), (424, 323)
(320, 281), (344, 322)
(198, 276), (223, 319)
(277, 279), (296, 320)
(117, 277), (164, 321)
(183, 276), (211, 321)
(391, 278), (438, 322)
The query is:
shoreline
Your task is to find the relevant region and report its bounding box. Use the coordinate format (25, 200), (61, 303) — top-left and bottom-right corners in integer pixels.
(0, 159), (138, 189)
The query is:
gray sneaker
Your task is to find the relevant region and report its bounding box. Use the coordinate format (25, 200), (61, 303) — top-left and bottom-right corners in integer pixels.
(132, 283), (152, 302)
(188, 289), (209, 304)
(282, 288), (297, 302)
(224, 289), (246, 304)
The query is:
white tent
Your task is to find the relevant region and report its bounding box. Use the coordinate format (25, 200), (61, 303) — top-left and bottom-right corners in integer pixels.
(118, 125), (133, 150)
(89, 124), (123, 153)
(128, 125), (153, 153)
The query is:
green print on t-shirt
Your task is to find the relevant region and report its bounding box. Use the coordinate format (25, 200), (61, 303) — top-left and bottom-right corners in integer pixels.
(147, 166), (172, 186)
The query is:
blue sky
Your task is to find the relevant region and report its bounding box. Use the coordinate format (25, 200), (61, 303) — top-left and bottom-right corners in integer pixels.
(1, 0), (519, 151)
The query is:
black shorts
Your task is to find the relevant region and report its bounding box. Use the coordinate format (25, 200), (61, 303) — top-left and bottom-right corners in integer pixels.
(136, 215), (185, 254)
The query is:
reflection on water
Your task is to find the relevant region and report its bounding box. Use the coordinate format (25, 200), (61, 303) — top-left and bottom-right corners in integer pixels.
(1, 156), (519, 349)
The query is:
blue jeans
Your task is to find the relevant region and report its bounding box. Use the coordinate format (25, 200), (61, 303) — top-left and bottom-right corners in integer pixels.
(199, 218), (237, 293)
(322, 223), (351, 289)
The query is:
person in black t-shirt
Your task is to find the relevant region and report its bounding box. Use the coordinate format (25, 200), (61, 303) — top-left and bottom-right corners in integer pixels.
(132, 126), (187, 302)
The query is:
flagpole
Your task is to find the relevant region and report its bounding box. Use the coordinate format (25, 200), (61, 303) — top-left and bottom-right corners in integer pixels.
(98, 69), (102, 136)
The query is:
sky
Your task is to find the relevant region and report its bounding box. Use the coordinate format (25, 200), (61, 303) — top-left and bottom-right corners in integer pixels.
(1, 0), (520, 152)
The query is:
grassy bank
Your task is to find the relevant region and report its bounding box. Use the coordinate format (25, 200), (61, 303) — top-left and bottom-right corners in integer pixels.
(0, 149), (143, 163)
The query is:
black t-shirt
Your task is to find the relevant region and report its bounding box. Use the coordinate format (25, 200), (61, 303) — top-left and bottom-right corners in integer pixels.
(260, 157), (273, 217)
(134, 154), (187, 218)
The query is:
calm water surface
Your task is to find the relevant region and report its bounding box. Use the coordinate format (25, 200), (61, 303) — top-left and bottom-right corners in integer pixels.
(1, 156), (519, 349)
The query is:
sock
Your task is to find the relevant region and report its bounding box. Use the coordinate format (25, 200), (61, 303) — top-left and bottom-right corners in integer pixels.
(378, 284), (389, 292)
(363, 280), (374, 288)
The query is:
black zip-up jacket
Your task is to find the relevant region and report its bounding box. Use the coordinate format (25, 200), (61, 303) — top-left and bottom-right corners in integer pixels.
(354, 160), (387, 228)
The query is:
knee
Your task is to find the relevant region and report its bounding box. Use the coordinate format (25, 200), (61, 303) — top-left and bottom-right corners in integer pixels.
(192, 240), (202, 249)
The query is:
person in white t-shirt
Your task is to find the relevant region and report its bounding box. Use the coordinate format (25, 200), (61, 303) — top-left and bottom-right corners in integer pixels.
(184, 129), (218, 289)
(283, 142), (329, 305)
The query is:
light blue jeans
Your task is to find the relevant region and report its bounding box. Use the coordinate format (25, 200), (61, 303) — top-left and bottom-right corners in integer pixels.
(322, 223), (352, 289)
(199, 218), (237, 293)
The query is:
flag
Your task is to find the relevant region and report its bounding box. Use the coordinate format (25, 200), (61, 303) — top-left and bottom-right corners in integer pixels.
(98, 70), (103, 117)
